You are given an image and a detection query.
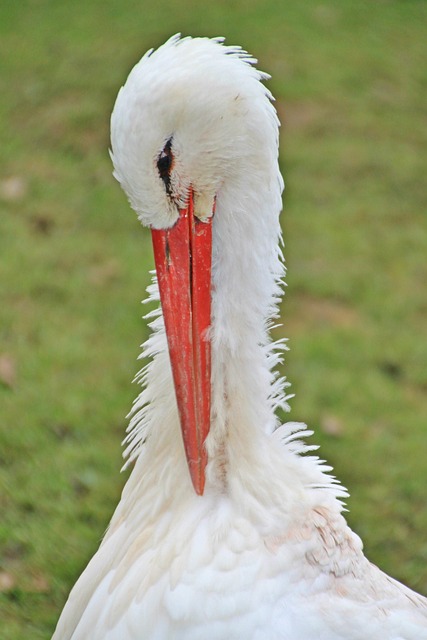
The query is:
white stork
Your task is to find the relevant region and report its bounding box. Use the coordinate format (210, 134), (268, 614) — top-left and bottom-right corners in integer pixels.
(52, 35), (427, 639)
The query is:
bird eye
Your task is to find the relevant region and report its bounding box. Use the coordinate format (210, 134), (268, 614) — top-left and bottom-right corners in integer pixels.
(157, 138), (174, 195)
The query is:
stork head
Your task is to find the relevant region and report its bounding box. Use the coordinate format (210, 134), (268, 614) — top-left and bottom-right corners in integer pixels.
(110, 35), (275, 495)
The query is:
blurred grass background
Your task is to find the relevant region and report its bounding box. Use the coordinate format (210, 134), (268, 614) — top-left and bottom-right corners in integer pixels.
(0, 1), (426, 637)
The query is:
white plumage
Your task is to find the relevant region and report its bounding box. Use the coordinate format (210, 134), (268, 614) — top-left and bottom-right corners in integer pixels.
(52, 35), (427, 639)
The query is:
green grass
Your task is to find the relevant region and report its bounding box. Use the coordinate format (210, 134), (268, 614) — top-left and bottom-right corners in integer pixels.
(0, 1), (426, 637)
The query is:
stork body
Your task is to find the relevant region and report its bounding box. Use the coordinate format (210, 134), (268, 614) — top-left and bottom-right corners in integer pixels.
(52, 36), (427, 639)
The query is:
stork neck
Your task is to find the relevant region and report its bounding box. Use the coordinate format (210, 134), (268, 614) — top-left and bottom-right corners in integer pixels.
(205, 174), (284, 481)
(211, 175), (283, 346)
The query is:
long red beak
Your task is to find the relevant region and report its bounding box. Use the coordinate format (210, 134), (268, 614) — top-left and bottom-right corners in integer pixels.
(151, 191), (213, 495)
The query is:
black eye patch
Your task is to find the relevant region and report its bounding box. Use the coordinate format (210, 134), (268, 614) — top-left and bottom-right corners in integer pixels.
(157, 137), (174, 195)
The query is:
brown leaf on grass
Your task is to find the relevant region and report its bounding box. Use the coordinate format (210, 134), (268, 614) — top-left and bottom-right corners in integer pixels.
(320, 414), (344, 437)
(0, 571), (16, 592)
(0, 176), (28, 202)
(0, 354), (16, 388)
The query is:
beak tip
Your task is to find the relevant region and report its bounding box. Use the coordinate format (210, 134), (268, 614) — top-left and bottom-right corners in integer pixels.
(189, 457), (207, 496)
